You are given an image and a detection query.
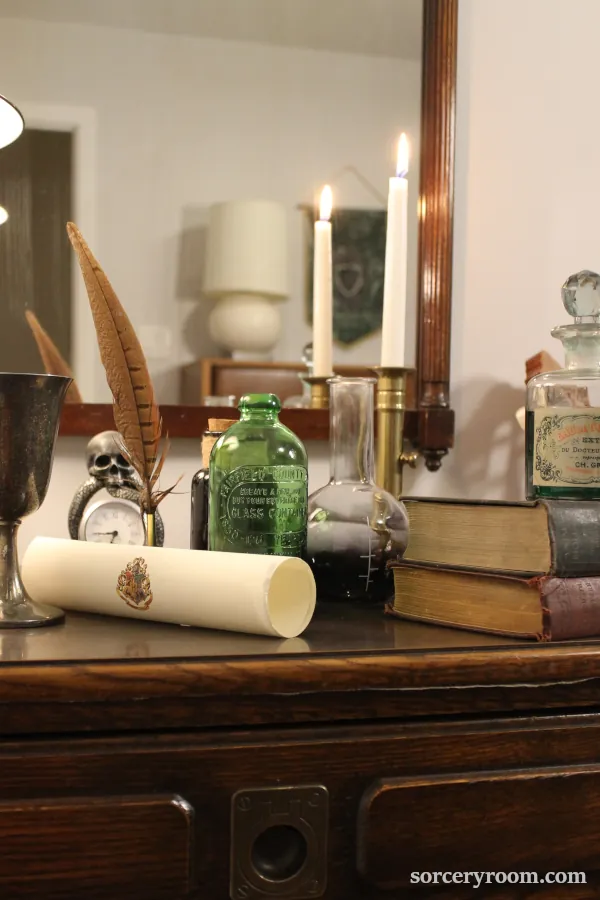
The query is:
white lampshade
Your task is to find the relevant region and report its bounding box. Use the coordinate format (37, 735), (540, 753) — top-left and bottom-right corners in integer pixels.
(204, 200), (288, 299)
(0, 95), (23, 150)
(0, 206), (8, 226)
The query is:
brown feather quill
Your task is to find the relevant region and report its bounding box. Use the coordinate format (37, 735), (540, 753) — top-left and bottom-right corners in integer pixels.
(25, 310), (83, 403)
(66, 222), (172, 512)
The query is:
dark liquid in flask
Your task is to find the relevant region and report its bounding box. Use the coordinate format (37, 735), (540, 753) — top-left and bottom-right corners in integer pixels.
(308, 551), (394, 602)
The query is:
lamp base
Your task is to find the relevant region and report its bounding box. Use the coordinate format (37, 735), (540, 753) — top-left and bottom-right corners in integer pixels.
(231, 349), (274, 362)
(209, 293), (282, 356)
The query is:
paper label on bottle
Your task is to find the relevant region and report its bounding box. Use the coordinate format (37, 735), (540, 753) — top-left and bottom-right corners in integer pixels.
(533, 407), (600, 486)
(219, 465), (308, 554)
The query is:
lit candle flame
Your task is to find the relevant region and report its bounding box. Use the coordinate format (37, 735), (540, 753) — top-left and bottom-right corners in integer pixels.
(319, 185), (333, 221)
(396, 133), (409, 178)
(0, 206), (8, 226)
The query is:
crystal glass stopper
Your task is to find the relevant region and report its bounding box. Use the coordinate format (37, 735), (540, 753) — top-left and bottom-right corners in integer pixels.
(562, 270), (600, 320)
(301, 342), (313, 366)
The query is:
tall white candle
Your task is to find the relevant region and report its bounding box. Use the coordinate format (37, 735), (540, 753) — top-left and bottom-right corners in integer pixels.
(381, 134), (409, 367)
(312, 185), (333, 377)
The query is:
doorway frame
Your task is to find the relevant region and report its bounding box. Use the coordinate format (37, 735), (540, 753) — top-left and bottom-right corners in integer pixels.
(18, 102), (102, 401)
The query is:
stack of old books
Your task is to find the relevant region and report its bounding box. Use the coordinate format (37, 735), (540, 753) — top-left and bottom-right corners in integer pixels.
(389, 498), (600, 641)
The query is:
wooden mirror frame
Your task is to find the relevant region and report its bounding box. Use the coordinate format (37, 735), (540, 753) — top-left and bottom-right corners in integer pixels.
(408, 0), (457, 471)
(61, 0), (458, 471)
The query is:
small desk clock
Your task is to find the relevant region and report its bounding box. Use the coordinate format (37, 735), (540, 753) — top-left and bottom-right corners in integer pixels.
(68, 431), (164, 546)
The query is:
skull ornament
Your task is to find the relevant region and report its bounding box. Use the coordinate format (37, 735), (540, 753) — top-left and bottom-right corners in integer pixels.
(86, 431), (136, 485)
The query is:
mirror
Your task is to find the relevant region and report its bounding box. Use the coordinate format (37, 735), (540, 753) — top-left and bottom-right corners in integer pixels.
(0, 0), (425, 405)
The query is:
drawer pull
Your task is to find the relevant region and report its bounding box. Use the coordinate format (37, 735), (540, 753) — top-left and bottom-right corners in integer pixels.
(231, 785), (328, 899)
(251, 824), (308, 881)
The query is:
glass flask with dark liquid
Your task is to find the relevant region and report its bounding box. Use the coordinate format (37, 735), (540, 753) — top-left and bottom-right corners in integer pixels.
(306, 377), (408, 602)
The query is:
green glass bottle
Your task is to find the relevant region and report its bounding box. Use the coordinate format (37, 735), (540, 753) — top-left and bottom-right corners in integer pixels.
(208, 394), (308, 557)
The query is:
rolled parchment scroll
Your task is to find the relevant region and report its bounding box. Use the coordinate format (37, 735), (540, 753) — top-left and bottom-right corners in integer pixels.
(22, 538), (316, 638)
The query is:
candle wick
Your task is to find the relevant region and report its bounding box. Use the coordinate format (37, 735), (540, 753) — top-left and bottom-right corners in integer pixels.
(396, 168), (408, 179)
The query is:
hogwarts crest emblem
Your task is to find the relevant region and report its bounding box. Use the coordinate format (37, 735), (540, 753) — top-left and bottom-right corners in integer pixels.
(116, 557), (153, 611)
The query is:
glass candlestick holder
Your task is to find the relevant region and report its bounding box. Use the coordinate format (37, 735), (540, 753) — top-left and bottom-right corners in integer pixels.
(306, 377), (409, 602)
(284, 342), (313, 409)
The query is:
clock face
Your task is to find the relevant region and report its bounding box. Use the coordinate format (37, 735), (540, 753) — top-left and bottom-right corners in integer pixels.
(81, 498), (146, 545)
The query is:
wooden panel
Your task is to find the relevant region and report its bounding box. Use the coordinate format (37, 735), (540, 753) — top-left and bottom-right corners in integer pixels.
(1, 718), (600, 899)
(209, 360), (314, 404)
(62, 376), (418, 438)
(0, 793), (194, 898)
(59, 402), (330, 441)
(358, 766), (600, 891)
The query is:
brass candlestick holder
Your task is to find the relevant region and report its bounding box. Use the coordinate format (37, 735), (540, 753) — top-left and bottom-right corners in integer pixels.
(305, 375), (331, 410)
(374, 366), (419, 498)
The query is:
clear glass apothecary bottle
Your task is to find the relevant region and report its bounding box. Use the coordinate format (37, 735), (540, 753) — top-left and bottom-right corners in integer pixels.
(306, 377), (409, 601)
(527, 270), (600, 499)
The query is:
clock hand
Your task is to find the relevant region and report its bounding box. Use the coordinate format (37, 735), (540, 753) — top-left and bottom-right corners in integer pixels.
(93, 530), (119, 537)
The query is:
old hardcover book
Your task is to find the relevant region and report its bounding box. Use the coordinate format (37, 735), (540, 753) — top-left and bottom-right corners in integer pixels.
(389, 563), (600, 641)
(403, 498), (600, 576)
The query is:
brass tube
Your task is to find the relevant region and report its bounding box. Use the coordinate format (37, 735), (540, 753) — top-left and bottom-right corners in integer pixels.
(305, 376), (331, 410)
(375, 367), (409, 498)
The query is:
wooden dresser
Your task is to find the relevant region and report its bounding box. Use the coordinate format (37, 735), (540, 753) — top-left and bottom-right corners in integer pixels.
(1, 602), (600, 899)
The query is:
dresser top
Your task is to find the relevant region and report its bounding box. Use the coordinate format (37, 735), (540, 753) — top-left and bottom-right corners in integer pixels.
(0, 603), (599, 736)
(0, 602), (520, 664)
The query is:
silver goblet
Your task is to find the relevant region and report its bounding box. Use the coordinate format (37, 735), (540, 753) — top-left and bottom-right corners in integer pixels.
(0, 373), (70, 627)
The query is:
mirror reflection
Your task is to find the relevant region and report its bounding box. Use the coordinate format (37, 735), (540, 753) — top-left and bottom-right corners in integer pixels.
(0, 0), (422, 403)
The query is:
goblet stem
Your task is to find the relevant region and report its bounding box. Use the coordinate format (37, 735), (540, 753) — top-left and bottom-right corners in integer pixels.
(0, 520), (64, 627)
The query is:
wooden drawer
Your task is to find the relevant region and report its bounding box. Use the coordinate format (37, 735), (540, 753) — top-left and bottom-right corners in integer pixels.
(357, 766), (600, 892)
(0, 794), (193, 899)
(3, 717), (600, 899)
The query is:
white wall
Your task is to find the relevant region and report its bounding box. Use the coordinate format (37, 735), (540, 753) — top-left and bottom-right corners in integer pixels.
(0, 17), (421, 402)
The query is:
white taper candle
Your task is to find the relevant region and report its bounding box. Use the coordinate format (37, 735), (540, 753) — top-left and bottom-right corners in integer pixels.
(381, 134), (409, 367)
(312, 185), (333, 377)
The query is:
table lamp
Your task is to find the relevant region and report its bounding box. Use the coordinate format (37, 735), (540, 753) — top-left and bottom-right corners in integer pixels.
(0, 94), (23, 228)
(0, 94), (23, 150)
(203, 200), (288, 359)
